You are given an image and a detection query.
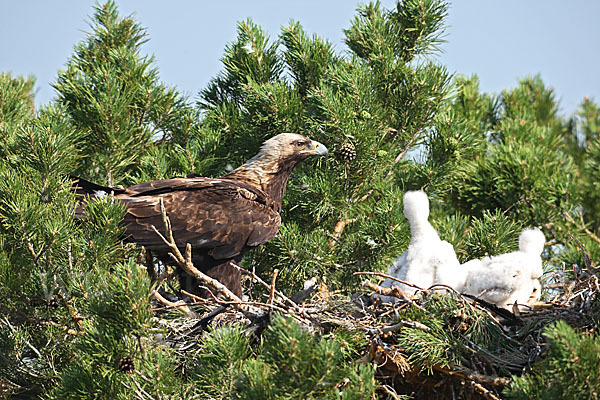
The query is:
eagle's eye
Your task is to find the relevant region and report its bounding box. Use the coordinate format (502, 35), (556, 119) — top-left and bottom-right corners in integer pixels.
(294, 140), (307, 148)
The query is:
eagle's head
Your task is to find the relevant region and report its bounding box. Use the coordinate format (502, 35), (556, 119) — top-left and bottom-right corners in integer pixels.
(255, 132), (329, 164)
(225, 133), (328, 206)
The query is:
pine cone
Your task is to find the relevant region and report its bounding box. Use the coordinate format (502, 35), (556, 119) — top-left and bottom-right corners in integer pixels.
(117, 356), (135, 374)
(338, 142), (356, 162)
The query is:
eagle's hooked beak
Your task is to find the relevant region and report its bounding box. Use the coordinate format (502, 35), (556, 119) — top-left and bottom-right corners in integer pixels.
(310, 141), (329, 159)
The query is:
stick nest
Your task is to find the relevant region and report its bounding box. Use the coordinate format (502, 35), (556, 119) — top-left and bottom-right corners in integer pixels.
(150, 206), (600, 399)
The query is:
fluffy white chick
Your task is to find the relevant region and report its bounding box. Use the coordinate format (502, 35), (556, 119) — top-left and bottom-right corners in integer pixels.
(462, 228), (545, 310)
(379, 191), (464, 302)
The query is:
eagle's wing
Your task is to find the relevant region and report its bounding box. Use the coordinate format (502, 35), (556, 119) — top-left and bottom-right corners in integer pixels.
(117, 178), (281, 260)
(125, 177), (214, 195)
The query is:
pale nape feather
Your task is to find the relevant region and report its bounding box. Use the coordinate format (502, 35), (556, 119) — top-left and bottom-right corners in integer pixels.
(379, 191), (465, 303)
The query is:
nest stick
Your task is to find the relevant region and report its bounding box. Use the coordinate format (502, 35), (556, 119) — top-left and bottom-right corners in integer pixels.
(236, 265), (301, 309)
(380, 319), (431, 333)
(363, 280), (410, 299)
(152, 291), (192, 315)
(354, 271), (425, 291)
(435, 363), (509, 387)
(269, 269), (279, 306)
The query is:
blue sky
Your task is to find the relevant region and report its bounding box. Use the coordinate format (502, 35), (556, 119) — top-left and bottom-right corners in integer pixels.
(1, 1), (598, 115)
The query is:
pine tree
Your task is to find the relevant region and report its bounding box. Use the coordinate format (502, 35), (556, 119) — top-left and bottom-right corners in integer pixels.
(190, 315), (375, 399)
(2, 0), (600, 398)
(0, 4), (190, 398)
(504, 320), (600, 399)
(53, 1), (200, 186)
(0, 73), (36, 132)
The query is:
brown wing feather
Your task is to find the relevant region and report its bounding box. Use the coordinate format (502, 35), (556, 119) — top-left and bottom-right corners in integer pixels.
(126, 177), (214, 195)
(117, 178), (280, 260)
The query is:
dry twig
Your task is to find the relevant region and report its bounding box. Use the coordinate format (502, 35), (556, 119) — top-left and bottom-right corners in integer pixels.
(564, 210), (600, 245)
(378, 319), (431, 333)
(354, 271), (425, 291)
(236, 265), (301, 309)
(152, 291), (192, 315)
(269, 269), (279, 306)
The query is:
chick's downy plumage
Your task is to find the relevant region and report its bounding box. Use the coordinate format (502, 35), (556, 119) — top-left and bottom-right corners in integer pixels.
(379, 191), (464, 302)
(462, 228), (545, 310)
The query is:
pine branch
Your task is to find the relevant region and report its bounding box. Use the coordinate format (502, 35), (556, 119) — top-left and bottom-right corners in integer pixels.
(128, 373), (155, 400)
(17, 216), (41, 269)
(563, 210), (600, 249)
(353, 128), (421, 204)
(328, 218), (357, 245)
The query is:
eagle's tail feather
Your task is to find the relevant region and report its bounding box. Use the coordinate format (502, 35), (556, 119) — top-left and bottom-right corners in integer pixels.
(70, 175), (125, 218)
(70, 175), (116, 197)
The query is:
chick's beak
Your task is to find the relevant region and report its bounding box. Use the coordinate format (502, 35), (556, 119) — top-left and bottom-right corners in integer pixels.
(311, 141), (329, 158)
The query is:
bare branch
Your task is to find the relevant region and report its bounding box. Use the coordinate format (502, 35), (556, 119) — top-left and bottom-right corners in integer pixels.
(354, 271), (425, 291)
(362, 280), (409, 300)
(152, 291), (192, 315)
(379, 319), (431, 333)
(236, 265), (301, 309)
(564, 211), (600, 245)
(268, 269), (279, 306)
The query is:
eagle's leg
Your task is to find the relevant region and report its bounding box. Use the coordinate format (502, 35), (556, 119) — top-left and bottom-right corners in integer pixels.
(178, 258), (243, 299)
(203, 260), (243, 298)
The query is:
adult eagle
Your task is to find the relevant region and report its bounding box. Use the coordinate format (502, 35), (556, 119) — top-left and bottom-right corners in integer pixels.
(73, 133), (328, 297)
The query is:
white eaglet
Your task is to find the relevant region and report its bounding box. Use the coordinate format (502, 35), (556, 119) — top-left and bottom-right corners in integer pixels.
(461, 228), (545, 310)
(379, 191), (465, 303)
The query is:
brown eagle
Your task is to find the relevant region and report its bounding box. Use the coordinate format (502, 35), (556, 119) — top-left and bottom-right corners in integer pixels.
(73, 133), (328, 297)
